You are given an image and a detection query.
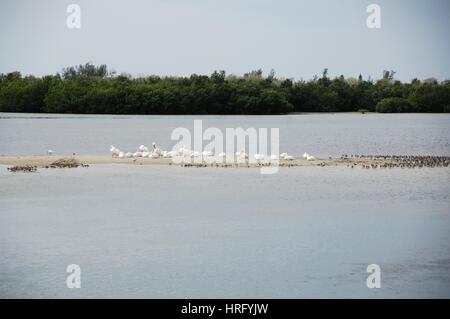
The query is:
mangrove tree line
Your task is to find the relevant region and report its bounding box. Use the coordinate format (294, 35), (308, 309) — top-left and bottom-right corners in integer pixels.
(0, 63), (449, 114)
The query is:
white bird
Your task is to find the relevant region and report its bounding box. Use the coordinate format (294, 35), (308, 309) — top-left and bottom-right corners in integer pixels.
(163, 151), (177, 158)
(152, 142), (161, 155)
(110, 146), (121, 158)
(236, 150), (248, 160)
(306, 155), (315, 161)
(254, 154), (265, 161)
(118, 152), (125, 159)
(142, 151), (151, 158)
(125, 152), (133, 158)
(150, 152), (160, 158)
(216, 152), (226, 162)
(178, 145), (190, 156)
(190, 151), (201, 158)
(139, 145), (149, 152)
(280, 152), (295, 160)
(47, 150), (54, 156)
(212, 153), (225, 163)
(302, 152), (309, 159)
(202, 150), (214, 157)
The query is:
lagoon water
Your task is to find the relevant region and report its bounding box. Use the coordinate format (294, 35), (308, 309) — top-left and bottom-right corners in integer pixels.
(1, 113), (450, 156)
(0, 113), (450, 298)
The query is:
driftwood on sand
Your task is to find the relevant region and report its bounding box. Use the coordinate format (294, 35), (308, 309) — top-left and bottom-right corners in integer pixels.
(6, 158), (89, 172)
(45, 158), (89, 169)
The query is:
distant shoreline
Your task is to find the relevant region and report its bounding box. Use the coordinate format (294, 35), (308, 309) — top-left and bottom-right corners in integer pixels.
(1, 111), (450, 117)
(2, 64), (449, 115)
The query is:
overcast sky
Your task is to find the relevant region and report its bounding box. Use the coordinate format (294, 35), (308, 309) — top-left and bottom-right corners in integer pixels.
(1, 0), (449, 81)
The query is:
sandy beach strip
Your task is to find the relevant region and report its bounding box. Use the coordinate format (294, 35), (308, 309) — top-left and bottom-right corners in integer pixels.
(0, 155), (393, 168)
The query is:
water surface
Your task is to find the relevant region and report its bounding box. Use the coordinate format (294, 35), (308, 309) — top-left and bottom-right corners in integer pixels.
(1, 113), (449, 298)
(0, 164), (449, 298)
(1, 113), (450, 156)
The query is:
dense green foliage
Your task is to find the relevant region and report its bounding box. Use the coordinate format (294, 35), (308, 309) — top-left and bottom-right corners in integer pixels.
(0, 64), (449, 114)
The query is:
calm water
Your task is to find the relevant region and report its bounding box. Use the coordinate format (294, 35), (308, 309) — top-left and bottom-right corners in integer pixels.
(0, 113), (450, 298)
(0, 165), (449, 298)
(1, 113), (450, 156)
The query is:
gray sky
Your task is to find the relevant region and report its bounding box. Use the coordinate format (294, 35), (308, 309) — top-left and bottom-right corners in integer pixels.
(1, 0), (449, 81)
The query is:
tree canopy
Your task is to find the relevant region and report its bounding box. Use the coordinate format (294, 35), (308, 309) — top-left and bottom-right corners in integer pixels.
(0, 63), (449, 114)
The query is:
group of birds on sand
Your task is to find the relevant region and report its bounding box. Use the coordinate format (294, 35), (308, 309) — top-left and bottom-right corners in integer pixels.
(110, 143), (316, 162)
(110, 143), (168, 159)
(341, 154), (450, 169)
(302, 152), (316, 161)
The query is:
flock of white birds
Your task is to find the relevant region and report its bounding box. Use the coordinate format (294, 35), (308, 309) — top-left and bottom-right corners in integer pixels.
(109, 143), (316, 162)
